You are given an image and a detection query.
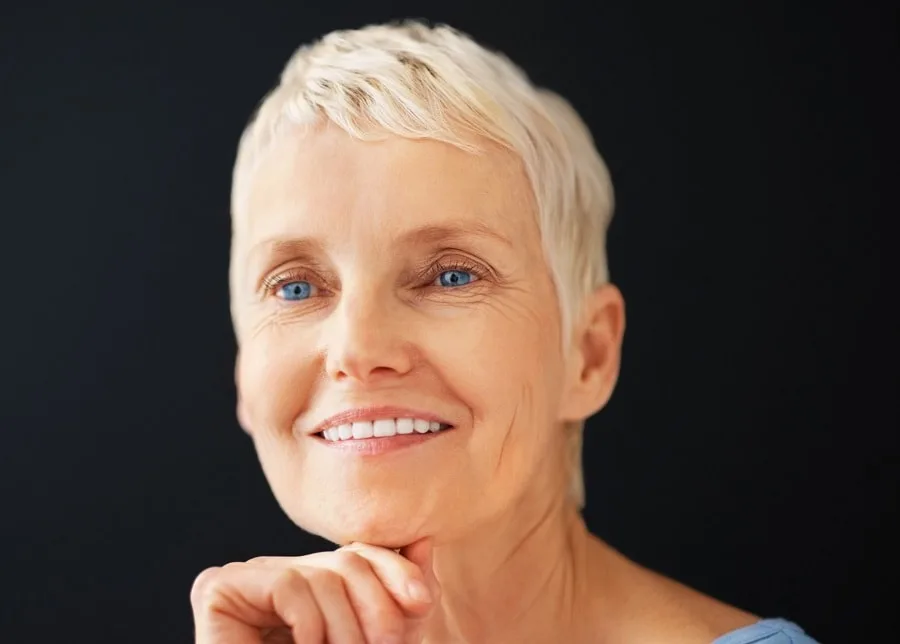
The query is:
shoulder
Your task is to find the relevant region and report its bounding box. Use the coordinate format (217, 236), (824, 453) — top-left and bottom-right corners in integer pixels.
(585, 539), (763, 643)
(712, 618), (820, 644)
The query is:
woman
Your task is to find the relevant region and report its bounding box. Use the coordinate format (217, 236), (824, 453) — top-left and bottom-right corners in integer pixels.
(191, 21), (819, 643)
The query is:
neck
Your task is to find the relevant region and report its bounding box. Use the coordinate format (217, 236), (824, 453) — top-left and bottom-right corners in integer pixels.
(424, 489), (595, 643)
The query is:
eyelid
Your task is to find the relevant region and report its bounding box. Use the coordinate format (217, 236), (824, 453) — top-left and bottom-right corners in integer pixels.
(256, 256), (338, 292)
(423, 258), (487, 284)
(259, 254), (493, 297)
(261, 268), (323, 296)
(420, 248), (494, 274)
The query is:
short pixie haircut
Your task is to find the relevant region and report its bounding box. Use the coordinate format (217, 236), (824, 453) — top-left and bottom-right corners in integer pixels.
(231, 21), (615, 508)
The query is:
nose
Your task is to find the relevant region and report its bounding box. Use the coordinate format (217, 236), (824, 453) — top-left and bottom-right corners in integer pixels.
(323, 287), (416, 383)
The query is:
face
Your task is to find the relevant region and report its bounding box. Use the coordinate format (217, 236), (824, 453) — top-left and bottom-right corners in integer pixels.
(231, 123), (576, 547)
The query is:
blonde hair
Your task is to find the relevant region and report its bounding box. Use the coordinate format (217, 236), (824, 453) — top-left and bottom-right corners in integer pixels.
(231, 21), (615, 508)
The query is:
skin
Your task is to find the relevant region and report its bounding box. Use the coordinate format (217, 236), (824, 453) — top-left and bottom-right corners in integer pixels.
(191, 122), (758, 642)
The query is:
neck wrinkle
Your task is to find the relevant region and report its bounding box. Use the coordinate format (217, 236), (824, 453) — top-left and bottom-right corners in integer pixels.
(425, 490), (592, 643)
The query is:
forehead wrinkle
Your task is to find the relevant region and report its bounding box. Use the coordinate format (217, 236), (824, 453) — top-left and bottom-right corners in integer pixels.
(391, 220), (514, 249)
(234, 134), (542, 294)
(245, 217), (515, 267)
(244, 235), (326, 272)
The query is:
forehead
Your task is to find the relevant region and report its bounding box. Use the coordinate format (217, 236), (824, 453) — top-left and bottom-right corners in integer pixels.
(235, 124), (539, 252)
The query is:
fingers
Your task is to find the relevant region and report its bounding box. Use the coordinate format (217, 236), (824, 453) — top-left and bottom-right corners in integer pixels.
(324, 549), (407, 643)
(397, 538), (441, 642)
(194, 543), (438, 644)
(342, 542), (437, 614)
(399, 537), (439, 602)
(191, 564), (325, 644)
(296, 565), (366, 644)
(247, 551), (410, 643)
(250, 547), (434, 615)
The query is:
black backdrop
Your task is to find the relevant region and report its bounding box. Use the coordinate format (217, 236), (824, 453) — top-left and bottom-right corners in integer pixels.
(1, 1), (896, 642)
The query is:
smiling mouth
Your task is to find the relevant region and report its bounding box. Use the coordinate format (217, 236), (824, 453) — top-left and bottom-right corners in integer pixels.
(317, 418), (454, 442)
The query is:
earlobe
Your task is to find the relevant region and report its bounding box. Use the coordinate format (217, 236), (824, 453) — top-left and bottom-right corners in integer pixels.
(559, 284), (626, 422)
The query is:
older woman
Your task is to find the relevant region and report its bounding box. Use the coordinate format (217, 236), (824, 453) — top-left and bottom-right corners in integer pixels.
(190, 21), (818, 644)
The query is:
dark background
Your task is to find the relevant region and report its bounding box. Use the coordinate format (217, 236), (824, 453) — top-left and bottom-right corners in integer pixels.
(1, 1), (896, 641)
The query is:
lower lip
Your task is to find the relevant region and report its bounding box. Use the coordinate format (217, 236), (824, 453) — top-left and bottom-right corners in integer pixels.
(313, 429), (454, 455)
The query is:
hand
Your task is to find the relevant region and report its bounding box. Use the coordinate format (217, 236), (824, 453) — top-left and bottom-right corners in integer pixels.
(190, 538), (439, 643)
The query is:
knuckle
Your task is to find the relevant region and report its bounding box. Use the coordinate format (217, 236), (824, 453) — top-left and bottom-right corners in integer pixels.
(272, 567), (305, 592)
(367, 604), (404, 634)
(303, 566), (342, 591)
(222, 560), (248, 572)
(245, 555), (302, 566)
(269, 570), (323, 635)
(333, 550), (370, 575)
(189, 566), (222, 607)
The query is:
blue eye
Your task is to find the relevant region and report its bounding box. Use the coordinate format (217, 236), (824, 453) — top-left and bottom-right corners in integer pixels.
(437, 270), (475, 287)
(278, 281), (313, 301)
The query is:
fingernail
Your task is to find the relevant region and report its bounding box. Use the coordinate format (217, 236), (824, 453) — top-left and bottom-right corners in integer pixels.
(406, 579), (432, 603)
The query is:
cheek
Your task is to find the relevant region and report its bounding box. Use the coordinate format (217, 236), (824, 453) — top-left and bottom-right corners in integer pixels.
(238, 330), (318, 434)
(430, 294), (564, 455)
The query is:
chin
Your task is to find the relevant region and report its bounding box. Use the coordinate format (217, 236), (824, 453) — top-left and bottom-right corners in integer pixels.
(285, 491), (438, 549)
(308, 511), (426, 549)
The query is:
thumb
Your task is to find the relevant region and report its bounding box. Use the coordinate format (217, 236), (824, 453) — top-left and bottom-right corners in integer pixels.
(400, 537), (440, 600)
(399, 538), (440, 642)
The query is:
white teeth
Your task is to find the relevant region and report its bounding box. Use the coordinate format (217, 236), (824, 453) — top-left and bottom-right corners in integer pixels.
(373, 419), (395, 437)
(320, 418), (450, 441)
(351, 421), (374, 439)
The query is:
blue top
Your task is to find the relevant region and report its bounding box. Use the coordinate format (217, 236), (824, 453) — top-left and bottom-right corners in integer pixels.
(712, 618), (819, 643)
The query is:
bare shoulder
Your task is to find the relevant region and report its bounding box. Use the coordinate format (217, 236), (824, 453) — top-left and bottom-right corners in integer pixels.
(585, 538), (759, 644)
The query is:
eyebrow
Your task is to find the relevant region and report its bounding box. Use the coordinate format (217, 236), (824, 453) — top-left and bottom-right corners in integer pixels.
(247, 221), (513, 268)
(398, 221), (513, 248)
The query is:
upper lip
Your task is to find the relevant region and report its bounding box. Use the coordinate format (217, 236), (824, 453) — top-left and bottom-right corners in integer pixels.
(309, 406), (455, 435)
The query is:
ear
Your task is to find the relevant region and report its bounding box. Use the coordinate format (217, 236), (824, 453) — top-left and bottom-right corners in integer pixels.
(558, 283), (626, 422)
(235, 352), (252, 435)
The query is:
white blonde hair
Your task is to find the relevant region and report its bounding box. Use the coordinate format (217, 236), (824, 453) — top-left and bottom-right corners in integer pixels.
(231, 20), (615, 508)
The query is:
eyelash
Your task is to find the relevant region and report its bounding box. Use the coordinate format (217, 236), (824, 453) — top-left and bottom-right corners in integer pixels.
(262, 259), (487, 299)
